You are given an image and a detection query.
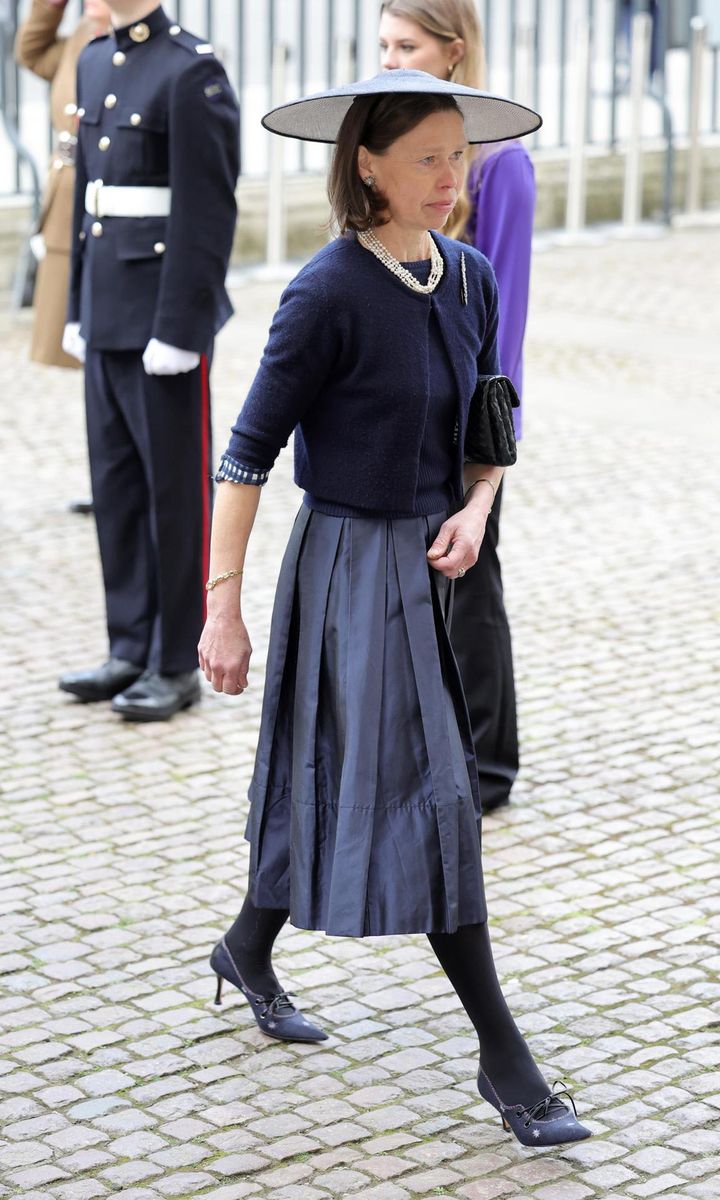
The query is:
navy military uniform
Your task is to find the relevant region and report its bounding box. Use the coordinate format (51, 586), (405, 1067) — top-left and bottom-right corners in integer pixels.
(60, 5), (239, 719)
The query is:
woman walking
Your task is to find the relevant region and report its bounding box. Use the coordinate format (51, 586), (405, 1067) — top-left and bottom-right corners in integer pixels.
(200, 70), (590, 1148)
(380, 1), (536, 811)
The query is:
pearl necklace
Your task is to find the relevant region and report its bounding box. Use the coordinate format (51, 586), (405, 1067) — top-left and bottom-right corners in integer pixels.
(357, 229), (444, 294)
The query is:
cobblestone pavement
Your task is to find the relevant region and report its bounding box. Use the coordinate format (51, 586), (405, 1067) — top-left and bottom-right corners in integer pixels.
(1, 226), (719, 1200)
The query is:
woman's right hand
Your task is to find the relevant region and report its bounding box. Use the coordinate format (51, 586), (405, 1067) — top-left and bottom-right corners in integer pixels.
(198, 613), (252, 695)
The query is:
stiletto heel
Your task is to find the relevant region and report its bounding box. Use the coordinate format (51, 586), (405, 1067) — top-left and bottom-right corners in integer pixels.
(478, 1068), (592, 1147)
(209, 937), (328, 1044)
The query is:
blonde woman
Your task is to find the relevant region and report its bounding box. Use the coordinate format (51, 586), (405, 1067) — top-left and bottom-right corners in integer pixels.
(380, 0), (536, 813)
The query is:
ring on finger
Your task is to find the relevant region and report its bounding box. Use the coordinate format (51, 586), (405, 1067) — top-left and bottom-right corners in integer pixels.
(456, 566), (466, 579)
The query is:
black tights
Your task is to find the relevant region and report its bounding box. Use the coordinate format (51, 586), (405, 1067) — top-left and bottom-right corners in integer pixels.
(224, 898), (548, 1105)
(427, 921), (548, 1105)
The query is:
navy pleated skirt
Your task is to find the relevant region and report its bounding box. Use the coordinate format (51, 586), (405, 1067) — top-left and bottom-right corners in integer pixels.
(245, 503), (487, 937)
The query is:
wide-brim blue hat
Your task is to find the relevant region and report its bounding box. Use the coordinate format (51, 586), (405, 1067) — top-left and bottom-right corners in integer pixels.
(262, 69), (541, 144)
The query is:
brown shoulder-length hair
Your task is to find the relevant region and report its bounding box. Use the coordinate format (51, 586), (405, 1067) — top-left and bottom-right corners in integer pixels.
(327, 92), (463, 234)
(379, 1), (488, 240)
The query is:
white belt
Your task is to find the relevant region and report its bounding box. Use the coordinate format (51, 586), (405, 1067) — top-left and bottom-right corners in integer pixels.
(85, 181), (171, 219)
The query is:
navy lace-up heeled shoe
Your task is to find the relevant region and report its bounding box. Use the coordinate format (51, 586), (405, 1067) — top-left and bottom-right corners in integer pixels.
(210, 938), (328, 1044)
(477, 1068), (592, 1147)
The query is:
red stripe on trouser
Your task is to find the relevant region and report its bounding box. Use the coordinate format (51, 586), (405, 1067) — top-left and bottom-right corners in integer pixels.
(200, 354), (211, 622)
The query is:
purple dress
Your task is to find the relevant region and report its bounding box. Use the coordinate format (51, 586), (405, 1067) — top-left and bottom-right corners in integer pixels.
(464, 142), (535, 437)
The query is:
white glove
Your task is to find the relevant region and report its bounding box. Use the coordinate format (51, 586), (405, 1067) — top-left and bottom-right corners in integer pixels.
(62, 322), (86, 363)
(142, 338), (200, 376)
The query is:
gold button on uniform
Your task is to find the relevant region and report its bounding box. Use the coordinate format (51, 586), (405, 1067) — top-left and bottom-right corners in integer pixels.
(76, 107), (86, 118)
(98, 136), (111, 151)
(64, 102), (77, 116)
(112, 50), (126, 66)
(129, 21), (150, 42)
(153, 242), (166, 255)
(169, 24), (181, 35)
(130, 113), (142, 126)
(104, 93), (117, 109)
(91, 221), (103, 237)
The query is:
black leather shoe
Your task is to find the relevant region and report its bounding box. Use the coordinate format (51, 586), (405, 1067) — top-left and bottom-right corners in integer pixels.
(59, 657), (143, 702)
(210, 938), (328, 1044)
(477, 1069), (592, 1146)
(111, 670), (200, 722)
(482, 796), (511, 815)
(67, 499), (94, 515)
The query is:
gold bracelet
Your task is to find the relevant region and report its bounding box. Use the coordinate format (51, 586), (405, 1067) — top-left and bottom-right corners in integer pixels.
(205, 568), (244, 591)
(464, 477), (496, 507)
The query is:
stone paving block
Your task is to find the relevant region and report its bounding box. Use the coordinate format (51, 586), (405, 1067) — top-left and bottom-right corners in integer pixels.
(347, 1186), (410, 1200)
(261, 1134), (321, 1160)
(210, 1153), (271, 1176)
(100, 1162), (165, 1187)
(197, 1187), (262, 1200)
(581, 1163), (639, 1189)
(310, 1167), (370, 1193)
(312, 1121), (371, 1147)
(5, 1163), (71, 1189)
(402, 1165), (463, 1191)
(627, 1175), (687, 1197)
(49, 1182), (111, 1200)
(457, 1179), (520, 1199)
(534, 1183), (594, 1200)
(256, 1163), (314, 1187)
(354, 1105), (420, 1132)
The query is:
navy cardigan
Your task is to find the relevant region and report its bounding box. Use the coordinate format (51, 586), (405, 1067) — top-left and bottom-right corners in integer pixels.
(221, 231), (500, 515)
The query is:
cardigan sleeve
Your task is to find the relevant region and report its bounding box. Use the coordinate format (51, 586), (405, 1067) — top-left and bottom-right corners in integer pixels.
(470, 145), (535, 400)
(219, 266), (339, 485)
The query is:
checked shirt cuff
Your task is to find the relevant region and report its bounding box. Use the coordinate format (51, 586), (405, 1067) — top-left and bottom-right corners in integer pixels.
(215, 454), (269, 487)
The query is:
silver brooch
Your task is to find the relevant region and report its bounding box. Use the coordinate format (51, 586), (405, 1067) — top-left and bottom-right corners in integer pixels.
(460, 252), (468, 306)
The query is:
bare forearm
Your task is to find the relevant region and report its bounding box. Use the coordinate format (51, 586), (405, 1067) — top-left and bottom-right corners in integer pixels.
(205, 481), (261, 617)
(463, 464), (505, 515)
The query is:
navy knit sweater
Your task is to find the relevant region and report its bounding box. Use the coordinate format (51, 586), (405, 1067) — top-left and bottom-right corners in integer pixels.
(220, 231), (499, 516)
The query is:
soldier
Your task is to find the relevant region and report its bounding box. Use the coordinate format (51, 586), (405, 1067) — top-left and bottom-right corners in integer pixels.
(59, 2), (240, 721)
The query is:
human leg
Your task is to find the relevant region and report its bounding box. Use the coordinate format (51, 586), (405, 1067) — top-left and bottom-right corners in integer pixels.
(223, 895), (289, 996)
(428, 920), (548, 1101)
(428, 921), (591, 1145)
(210, 896), (328, 1043)
(83, 349), (155, 665)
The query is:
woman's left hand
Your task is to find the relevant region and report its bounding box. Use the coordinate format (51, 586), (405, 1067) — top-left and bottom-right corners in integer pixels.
(426, 506), (489, 578)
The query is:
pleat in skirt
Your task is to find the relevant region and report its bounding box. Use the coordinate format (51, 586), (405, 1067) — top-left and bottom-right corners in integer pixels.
(245, 503), (487, 937)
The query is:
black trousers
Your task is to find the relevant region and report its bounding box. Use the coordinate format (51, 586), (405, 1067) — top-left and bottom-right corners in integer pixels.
(84, 348), (213, 675)
(449, 480), (519, 807)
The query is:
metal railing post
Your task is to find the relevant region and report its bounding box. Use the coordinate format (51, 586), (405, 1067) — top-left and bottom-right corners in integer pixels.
(565, 20), (591, 233)
(622, 10), (652, 226)
(686, 16), (707, 212)
(333, 35), (355, 87)
(265, 42), (288, 268)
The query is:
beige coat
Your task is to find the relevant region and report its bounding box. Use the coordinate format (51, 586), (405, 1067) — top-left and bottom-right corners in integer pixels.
(15, 2), (99, 367)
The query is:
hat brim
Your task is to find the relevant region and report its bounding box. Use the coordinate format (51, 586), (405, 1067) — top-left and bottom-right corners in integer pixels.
(261, 70), (542, 145)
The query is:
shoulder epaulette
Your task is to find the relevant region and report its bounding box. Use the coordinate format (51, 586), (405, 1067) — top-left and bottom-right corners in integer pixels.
(167, 25), (216, 57)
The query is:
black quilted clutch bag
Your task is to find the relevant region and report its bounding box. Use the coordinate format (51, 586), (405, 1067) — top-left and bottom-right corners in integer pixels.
(465, 375), (520, 467)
